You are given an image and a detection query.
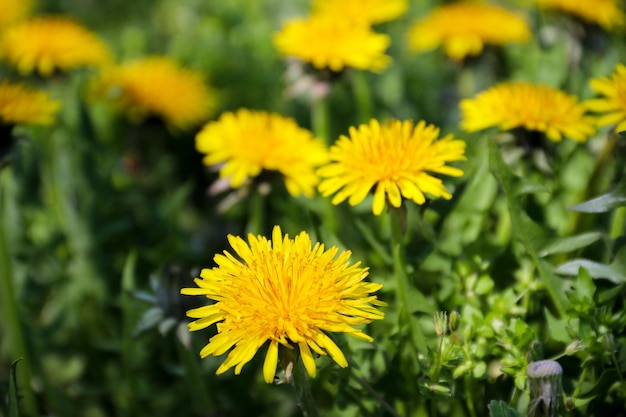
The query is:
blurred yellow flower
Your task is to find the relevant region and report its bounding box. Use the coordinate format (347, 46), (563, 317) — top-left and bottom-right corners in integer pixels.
(312, 0), (408, 24)
(460, 82), (596, 142)
(0, 81), (59, 126)
(181, 225), (385, 383)
(196, 109), (328, 197)
(95, 56), (215, 130)
(407, 2), (531, 61)
(0, 15), (112, 76)
(318, 119), (466, 216)
(273, 15), (391, 73)
(0, 0), (32, 28)
(586, 64), (626, 133)
(537, 0), (625, 31)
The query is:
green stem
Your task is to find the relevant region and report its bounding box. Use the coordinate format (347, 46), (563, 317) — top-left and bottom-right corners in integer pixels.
(350, 370), (402, 417)
(351, 70), (372, 124)
(246, 187), (266, 235)
(572, 366), (589, 398)
(0, 169), (38, 416)
(176, 338), (214, 413)
(464, 374), (478, 417)
(292, 358), (320, 417)
(311, 94), (330, 145)
(390, 207), (428, 361)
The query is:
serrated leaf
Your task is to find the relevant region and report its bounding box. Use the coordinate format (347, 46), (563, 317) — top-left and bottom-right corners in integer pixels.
(538, 232), (604, 257)
(569, 179), (626, 213)
(488, 400), (523, 417)
(555, 259), (626, 284)
(9, 359), (21, 417)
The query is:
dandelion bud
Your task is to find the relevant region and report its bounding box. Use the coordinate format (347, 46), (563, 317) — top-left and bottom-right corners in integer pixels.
(449, 311), (460, 333)
(434, 311), (448, 336)
(565, 340), (586, 356)
(526, 360), (564, 417)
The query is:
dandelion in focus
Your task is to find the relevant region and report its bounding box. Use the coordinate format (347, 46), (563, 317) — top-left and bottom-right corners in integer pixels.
(195, 109), (328, 197)
(0, 15), (112, 76)
(181, 225), (385, 383)
(0, 81), (59, 126)
(312, 0), (408, 25)
(93, 56), (215, 130)
(536, 0), (626, 31)
(273, 14), (391, 73)
(318, 119), (466, 216)
(407, 2), (531, 61)
(585, 63), (626, 133)
(460, 82), (596, 142)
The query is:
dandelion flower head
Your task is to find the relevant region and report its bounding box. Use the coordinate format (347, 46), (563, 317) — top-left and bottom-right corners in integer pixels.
(317, 119), (466, 216)
(0, 15), (112, 76)
(536, 0), (626, 31)
(273, 14), (391, 73)
(181, 225), (385, 383)
(95, 56), (215, 130)
(460, 82), (596, 142)
(312, 0), (408, 24)
(407, 2), (531, 61)
(585, 63), (626, 133)
(196, 109), (328, 197)
(0, 81), (59, 126)
(0, 0), (32, 28)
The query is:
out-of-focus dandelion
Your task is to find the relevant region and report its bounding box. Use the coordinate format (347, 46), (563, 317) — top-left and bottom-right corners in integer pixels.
(407, 1), (531, 61)
(0, 15), (112, 76)
(195, 109), (328, 197)
(317, 119), (466, 216)
(273, 14), (391, 73)
(93, 56), (216, 130)
(585, 63), (626, 133)
(0, 0), (32, 28)
(0, 81), (59, 126)
(181, 225), (385, 383)
(460, 82), (596, 142)
(536, 0), (626, 31)
(312, 0), (408, 25)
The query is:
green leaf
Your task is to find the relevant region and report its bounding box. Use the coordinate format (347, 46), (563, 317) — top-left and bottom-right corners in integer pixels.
(488, 400), (523, 417)
(489, 140), (569, 316)
(9, 359), (21, 417)
(555, 259), (626, 284)
(569, 179), (626, 213)
(575, 267), (596, 300)
(577, 369), (619, 399)
(538, 232), (604, 257)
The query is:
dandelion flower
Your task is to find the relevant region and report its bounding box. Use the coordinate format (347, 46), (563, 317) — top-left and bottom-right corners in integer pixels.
(196, 109), (328, 197)
(0, 16), (112, 76)
(273, 14), (391, 73)
(585, 63), (626, 133)
(0, 81), (59, 126)
(318, 119), (466, 216)
(0, 0), (32, 28)
(537, 0), (626, 31)
(95, 56), (215, 129)
(460, 82), (596, 142)
(407, 2), (531, 61)
(181, 225), (385, 383)
(312, 0), (408, 24)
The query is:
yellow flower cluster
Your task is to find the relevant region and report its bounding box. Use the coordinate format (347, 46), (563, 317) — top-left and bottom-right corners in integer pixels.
(537, 0), (626, 31)
(0, 81), (59, 126)
(586, 63), (626, 133)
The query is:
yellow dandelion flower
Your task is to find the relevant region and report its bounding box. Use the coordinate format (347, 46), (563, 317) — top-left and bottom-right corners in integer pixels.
(181, 225), (385, 383)
(407, 2), (531, 61)
(95, 56), (215, 130)
(537, 0), (626, 31)
(460, 82), (596, 142)
(0, 16), (111, 76)
(585, 64), (626, 133)
(312, 0), (408, 24)
(0, 81), (59, 126)
(0, 0), (32, 28)
(273, 14), (391, 73)
(196, 109), (328, 197)
(317, 119), (466, 216)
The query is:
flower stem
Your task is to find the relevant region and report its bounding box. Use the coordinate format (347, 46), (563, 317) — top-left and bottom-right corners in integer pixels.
(311, 94), (330, 144)
(351, 70), (372, 124)
(247, 187), (266, 235)
(280, 345), (320, 417)
(390, 207), (428, 362)
(0, 169), (38, 416)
